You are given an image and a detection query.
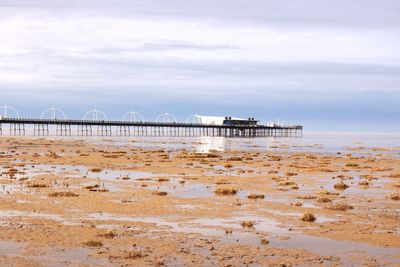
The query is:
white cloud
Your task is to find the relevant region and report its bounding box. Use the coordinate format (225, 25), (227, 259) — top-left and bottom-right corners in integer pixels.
(0, 0), (399, 99)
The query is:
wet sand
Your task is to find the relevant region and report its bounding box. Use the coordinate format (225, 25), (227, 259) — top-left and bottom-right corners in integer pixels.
(0, 136), (399, 266)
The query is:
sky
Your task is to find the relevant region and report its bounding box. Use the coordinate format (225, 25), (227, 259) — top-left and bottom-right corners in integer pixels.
(0, 0), (399, 131)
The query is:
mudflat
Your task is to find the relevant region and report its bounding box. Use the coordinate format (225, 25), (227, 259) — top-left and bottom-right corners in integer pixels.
(0, 137), (399, 266)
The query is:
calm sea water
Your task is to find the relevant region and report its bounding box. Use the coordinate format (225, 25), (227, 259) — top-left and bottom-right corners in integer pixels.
(10, 131), (397, 156)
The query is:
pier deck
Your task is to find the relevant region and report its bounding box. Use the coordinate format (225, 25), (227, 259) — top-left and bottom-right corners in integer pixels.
(0, 118), (302, 137)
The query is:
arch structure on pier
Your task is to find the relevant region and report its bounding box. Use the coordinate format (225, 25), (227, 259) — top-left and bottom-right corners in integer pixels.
(40, 107), (67, 120)
(156, 112), (177, 123)
(186, 114), (202, 124)
(122, 111), (144, 122)
(0, 105), (19, 118)
(83, 109), (108, 121)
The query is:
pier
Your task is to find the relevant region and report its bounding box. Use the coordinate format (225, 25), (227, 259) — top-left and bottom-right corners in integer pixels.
(0, 107), (302, 138)
(0, 118), (302, 137)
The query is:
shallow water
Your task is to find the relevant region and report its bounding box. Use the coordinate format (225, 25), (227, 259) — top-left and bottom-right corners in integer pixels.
(0, 240), (26, 256)
(86, 211), (400, 265)
(5, 132), (400, 155)
(40, 247), (108, 267)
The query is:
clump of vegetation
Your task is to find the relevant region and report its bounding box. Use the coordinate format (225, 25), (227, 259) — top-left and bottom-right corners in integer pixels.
(84, 184), (99, 190)
(90, 167), (102, 172)
(334, 181), (349, 190)
(319, 168), (334, 173)
(316, 196), (332, 203)
(391, 183), (400, 188)
(241, 220), (255, 228)
(358, 180), (369, 186)
(97, 188), (109, 192)
(301, 212), (316, 222)
(345, 163), (359, 167)
(224, 164), (234, 168)
(297, 195), (317, 200)
(215, 186), (237, 196)
(387, 192), (400, 200)
(153, 191), (168, 196)
(206, 153), (220, 158)
(261, 239), (269, 245)
(125, 250), (145, 259)
(360, 174), (374, 180)
(97, 231), (116, 239)
(247, 193), (265, 200)
(27, 183), (48, 188)
(318, 189), (339, 196)
(290, 202), (303, 207)
(228, 157), (243, 161)
(8, 168), (18, 176)
(326, 202), (353, 211)
(336, 174), (353, 180)
(285, 172), (298, 176)
(157, 178), (170, 182)
(83, 240), (103, 247)
(269, 156), (282, 161)
(47, 151), (60, 159)
(48, 191), (79, 197)
(271, 176), (282, 181)
(154, 258), (165, 266)
(278, 180), (296, 186)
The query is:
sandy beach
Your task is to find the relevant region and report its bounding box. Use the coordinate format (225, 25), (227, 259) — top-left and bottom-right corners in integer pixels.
(0, 136), (399, 266)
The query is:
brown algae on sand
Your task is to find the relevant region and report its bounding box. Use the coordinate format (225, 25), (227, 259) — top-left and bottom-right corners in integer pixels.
(1, 136), (400, 266)
(301, 212), (316, 222)
(215, 186), (237, 195)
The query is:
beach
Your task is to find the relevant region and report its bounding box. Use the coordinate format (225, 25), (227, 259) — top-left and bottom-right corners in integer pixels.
(0, 135), (399, 266)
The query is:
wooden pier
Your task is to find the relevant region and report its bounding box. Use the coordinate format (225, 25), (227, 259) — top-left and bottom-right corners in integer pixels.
(0, 118), (303, 138)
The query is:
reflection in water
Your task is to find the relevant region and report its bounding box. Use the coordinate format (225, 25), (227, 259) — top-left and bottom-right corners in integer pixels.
(10, 132), (400, 155)
(189, 132), (400, 156)
(195, 136), (226, 153)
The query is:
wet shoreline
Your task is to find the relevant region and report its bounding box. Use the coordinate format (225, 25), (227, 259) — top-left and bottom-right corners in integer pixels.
(0, 136), (399, 266)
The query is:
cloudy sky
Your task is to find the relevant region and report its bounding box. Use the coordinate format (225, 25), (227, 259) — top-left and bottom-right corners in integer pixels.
(0, 0), (399, 131)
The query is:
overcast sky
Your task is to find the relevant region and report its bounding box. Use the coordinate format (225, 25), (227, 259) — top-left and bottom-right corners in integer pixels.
(0, 0), (399, 131)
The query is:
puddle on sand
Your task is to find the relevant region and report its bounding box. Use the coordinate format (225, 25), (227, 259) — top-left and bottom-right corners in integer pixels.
(325, 173), (392, 198)
(145, 178), (215, 198)
(0, 210), (78, 225)
(4, 163), (158, 193)
(16, 164), (155, 181)
(267, 210), (336, 223)
(87, 212), (400, 265)
(34, 247), (108, 267)
(87, 212), (289, 246)
(145, 178), (255, 199)
(0, 240), (27, 256)
(271, 234), (400, 266)
(0, 184), (23, 194)
(191, 216), (289, 235)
